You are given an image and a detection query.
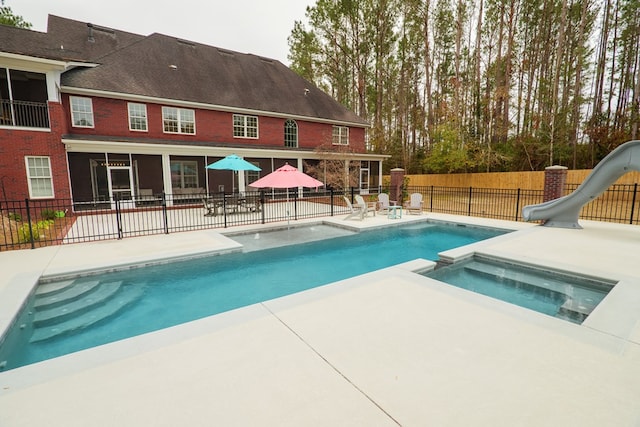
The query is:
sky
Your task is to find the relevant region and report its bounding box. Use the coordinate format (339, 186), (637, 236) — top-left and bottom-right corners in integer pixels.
(9, 0), (313, 65)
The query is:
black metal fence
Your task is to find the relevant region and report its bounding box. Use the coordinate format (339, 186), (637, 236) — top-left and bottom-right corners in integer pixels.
(1, 184), (638, 251)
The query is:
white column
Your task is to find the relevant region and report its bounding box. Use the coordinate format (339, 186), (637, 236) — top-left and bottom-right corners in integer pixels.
(161, 154), (174, 206)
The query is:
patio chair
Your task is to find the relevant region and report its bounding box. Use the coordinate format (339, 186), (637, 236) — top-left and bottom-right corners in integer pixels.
(355, 195), (376, 217)
(203, 198), (217, 216)
(377, 193), (392, 214)
(343, 196), (365, 220)
(404, 193), (424, 215)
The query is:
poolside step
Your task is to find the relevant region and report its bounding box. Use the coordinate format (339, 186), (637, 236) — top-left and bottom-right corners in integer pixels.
(30, 284), (144, 343)
(34, 279), (76, 297)
(32, 281), (123, 327)
(557, 298), (597, 323)
(33, 280), (101, 310)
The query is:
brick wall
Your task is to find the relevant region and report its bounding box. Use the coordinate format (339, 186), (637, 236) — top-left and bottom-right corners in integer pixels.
(0, 102), (70, 200)
(63, 94), (367, 152)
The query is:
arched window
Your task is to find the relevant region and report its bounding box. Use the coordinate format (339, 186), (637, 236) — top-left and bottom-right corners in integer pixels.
(284, 119), (298, 148)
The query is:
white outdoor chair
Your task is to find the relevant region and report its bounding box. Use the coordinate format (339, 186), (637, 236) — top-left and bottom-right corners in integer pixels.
(343, 196), (365, 220)
(355, 195), (376, 218)
(404, 193), (424, 215)
(377, 193), (391, 214)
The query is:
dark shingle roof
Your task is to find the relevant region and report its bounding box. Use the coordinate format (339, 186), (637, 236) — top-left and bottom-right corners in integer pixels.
(61, 33), (367, 125)
(46, 15), (145, 61)
(0, 23), (68, 61)
(0, 16), (143, 62)
(1, 15), (367, 126)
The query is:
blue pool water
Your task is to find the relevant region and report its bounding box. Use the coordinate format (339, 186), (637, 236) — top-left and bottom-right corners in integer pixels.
(0, 222), (505, 370)
(425, 256), (614, 323)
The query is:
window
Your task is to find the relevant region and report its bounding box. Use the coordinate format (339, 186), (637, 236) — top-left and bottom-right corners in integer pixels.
(128, 103), (148, 131)
(170, 160), (198, 189)
(332, 126), (349, 145)
(162, 107), (195, 134)
(284, 119), (298, 147)
(25, 156), (54, 198)
(70, 96), (94, 128)
(245, 164), (260, 185)
(233, 114), (258, 138)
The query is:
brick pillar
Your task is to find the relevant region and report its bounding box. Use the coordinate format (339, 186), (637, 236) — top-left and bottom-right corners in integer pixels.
(543, 165), (568, 202)
(390, 168), (405, 203)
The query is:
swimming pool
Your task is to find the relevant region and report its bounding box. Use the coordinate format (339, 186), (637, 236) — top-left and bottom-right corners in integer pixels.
(0, 222), (506, 371)
(424, 256), (615, 323)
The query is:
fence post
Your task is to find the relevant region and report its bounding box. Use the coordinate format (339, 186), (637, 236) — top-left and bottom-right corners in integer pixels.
(515, 188), (521, 221)
(390, 168), (404, 203)
(543, 165), (568, 201)
(294, 189), (298, 220)
(115, 198), (123, 239)
(430, 186), (434, 212)
(260, 190), (266, 224)
(468, 187), (473, 216)
(162, 192), (169, 234)
(223, 195), (228, 228)
(330, 189), (334, 216)
(25, 198), (35, 249)
(630, 183), (638, 225)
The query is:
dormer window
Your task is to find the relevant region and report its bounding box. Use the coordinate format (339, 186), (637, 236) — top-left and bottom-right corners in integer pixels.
(162, 106), (195, 134)
(233, 114), (258, 138)
(70, 96), (94, 128)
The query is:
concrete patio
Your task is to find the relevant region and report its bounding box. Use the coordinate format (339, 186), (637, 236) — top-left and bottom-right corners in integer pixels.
(0, 213), (639, 426)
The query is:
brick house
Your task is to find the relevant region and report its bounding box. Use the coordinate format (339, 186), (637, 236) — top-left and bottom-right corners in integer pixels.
(0, 16), (384, 209)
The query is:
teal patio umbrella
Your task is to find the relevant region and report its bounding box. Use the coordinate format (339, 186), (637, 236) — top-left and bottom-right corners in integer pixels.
(206, 154), (261, 193)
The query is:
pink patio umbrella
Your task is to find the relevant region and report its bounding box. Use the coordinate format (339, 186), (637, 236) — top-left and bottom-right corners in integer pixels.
(249, 163), (324, 225)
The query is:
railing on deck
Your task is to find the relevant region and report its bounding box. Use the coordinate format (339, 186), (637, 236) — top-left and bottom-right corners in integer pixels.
(0, 99), (50, 128)
(1, 183), (638, 251)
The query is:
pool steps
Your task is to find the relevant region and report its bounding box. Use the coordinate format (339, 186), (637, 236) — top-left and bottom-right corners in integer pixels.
(462, 263), (606, 323)
(29, 280), (144, 343)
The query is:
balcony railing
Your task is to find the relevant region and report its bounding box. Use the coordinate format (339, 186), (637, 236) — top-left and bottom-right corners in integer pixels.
(0, 99), (50, 129)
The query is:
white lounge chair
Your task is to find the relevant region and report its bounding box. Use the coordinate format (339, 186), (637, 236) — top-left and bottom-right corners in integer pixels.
(404, 193), (424, 215)
(377, 193), (391, 214)
(355, 195), (376, 217)
(343, 196), (365, 220)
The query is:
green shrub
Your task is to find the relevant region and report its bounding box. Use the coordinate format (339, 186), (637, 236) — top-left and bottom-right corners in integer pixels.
(8, 212), (22, 222)
(17, 223), (39, 242)
(17, 220), (53, 243)
(41, 209), (56, 220)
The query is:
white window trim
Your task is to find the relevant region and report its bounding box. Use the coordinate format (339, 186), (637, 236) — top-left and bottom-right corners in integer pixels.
(162, 106), (196, 135)
(284, 119), (298, 148)
(233, 114), (259, 139)
(70, 96), (94, 128)
(332, 125), (349, 145)
(25, 156), (54, 199)
(128, 102), (148, 132)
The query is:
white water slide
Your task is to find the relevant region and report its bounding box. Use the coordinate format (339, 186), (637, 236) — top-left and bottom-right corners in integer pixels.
(522, 140), (640, 229)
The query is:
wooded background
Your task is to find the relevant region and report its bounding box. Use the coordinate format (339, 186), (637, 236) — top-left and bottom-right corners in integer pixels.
(289, 0), (640, 174)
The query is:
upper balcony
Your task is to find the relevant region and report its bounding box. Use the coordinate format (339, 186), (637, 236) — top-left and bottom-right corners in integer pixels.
(1, 68), (50, 130)
(0, 99), (49, 129)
